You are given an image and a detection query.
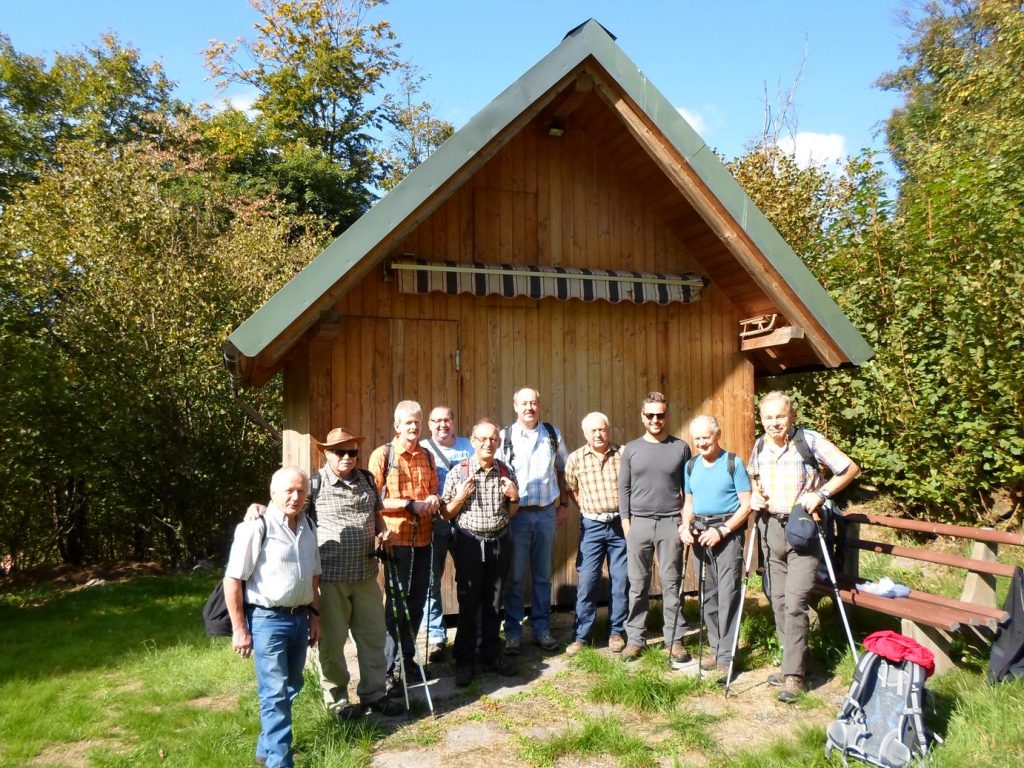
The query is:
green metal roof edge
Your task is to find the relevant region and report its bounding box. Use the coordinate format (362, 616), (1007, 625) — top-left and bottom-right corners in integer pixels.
(228, 19), (872, 366)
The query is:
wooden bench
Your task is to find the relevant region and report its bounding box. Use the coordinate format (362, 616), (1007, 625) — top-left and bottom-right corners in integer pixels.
(814, 511), (1024, 673)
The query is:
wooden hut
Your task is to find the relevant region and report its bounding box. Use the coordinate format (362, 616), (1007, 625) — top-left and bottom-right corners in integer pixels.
(224, 20), (872, 610)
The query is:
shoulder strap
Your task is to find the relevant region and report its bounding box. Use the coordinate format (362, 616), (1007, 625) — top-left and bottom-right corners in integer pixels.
(793, 428), (820, 473)
(727, 452), (736, 477)
(686, 456), (698, 477)
(426, 438), (453, 470)
(543, 422), (558, 456)
(258, 515), (268, 548)
(503, 424), (515, 466)
(306, 471), (322, 523)
(496, 458), (510, 480)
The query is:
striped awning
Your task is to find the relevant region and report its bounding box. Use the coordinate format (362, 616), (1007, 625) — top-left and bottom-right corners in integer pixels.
(391, 260), (708, 305)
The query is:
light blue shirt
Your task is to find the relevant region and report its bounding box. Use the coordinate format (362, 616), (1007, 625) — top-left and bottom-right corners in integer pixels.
(420, 435), (474, 490)
(684, 451), (751, 516)
(498, 422), (568, 507)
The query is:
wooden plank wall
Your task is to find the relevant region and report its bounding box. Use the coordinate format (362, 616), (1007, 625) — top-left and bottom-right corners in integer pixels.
(283, 110), (756, 614)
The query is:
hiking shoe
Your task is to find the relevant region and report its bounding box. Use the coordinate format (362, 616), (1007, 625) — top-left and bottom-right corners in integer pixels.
(699, 651), (718, 671)
(608, 634), (626, 654)
(403, 660), (434, 681)
(767, 672), (784, 687)
(534, 634), (560, 653)
(454, 665), (475, 687)
(332, 702), (363, 722)
(505, 637), (521, 656)
(255, 757), (267, 766)
(366, 695), (405, 716)
(385, 673), (403, 698)
(565, 640), (587, 657)
(621, 643), (644, 662)
(427, 642), (447, 664)
(480, 656), (517, 676)
(670, 642), (692, 664)
(778, 675), (807, 703)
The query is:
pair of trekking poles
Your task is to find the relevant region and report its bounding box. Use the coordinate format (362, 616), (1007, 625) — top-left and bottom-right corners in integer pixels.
(669, 511), (857, 697)
(379, 539), (436, 717)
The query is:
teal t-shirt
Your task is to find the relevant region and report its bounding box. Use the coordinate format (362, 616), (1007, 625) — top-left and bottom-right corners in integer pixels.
(684, 451), (751, 515)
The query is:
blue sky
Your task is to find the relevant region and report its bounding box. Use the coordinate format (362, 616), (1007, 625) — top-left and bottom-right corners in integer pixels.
(3, 0), (911, 170)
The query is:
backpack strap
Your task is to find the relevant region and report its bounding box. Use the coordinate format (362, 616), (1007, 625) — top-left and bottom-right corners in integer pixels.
(686, 456), (698, 477)
(686, 452), (734, 478)
(792, 427), (821, 473)
(502, 424), (515, 466)
(542, 422), (558, 457)
(305, 471), (323, 524)
(425, 438), (453, 470)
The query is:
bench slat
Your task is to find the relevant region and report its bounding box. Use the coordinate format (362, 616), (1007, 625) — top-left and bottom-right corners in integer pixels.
(820, 583), (962, 632)
(852, 539), (1018, 578)
(842, 512), (1024, 547)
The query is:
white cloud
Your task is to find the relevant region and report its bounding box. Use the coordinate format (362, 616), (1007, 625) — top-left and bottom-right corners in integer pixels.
(776, 132), (847, 169)
(676, 106), (708, 136)
(204, 88), (261, 116)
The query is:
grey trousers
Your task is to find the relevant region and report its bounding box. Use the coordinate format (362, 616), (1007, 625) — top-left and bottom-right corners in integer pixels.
(317, 577), (388, 708)
(694, 529), (744, 662)
(625, 516), (691, 647)
(762, 515), (820, 677)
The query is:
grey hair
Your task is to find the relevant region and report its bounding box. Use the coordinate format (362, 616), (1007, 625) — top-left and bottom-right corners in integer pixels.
(689, 415), (721, 436)
(270, 465), (310, 495)
(394, 400), (423, 422)
(581, 412), (609, 433)
(758, 390), (793, 414)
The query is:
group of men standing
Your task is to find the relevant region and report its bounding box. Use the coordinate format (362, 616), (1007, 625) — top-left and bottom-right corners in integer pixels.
(222, 388), (858, 767)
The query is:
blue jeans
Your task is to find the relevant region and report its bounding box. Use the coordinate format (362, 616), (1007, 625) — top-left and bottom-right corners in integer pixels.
(248, 606), (309, 768)
(504, 503), (556, 639)
(425, 520), (454, 644)
(575, 516), (629, 642)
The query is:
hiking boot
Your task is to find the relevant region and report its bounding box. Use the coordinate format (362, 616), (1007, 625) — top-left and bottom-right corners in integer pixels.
(454, 665), (475, 687)
(534, 634), (560, 653)
(365, 695), (405, 716)
(621, 643), (644, 662)
(480, 656), (518, 676)
(699, 651), (718, 671)
(608, 634), (626, 654)
(403, 659), (434, 681)
(505, 637), (521, 656)
(332, 702), (363, 722)
(778, 675), (807, 703)
(427, 642), (447, 664)
(565, 640), (587, 657)
(670, 642), (692, 664)
(384, 673), (403, 698)
(767, 672), (784, 687)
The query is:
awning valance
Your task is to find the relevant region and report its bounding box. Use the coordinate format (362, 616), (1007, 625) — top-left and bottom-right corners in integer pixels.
(391, 260), (708, 305)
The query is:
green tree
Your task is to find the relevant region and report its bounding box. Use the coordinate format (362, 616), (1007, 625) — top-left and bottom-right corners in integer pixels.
(0, 32), (174, 204)
(378, 67), (454, 191)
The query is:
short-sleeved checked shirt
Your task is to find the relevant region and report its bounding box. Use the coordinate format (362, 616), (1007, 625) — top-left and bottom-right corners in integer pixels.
(564, 443), (621, 522)
(313, 465), (383, 583)
(748, 428), (853, 517)
(368, 438), (438, 547)
(441, 458), (518, 537)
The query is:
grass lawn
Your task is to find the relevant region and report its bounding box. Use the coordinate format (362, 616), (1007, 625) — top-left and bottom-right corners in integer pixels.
(1, 564), (1022, 767)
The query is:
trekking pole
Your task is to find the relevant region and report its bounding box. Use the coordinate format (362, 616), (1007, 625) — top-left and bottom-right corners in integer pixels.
(668, 544), (691, 670)
(383, 558), (411, 711)
(389, 553), (435, 717)
(816, 518), (859, 664)
(725, 522), (758, 698)
(696, 548), (707, 683)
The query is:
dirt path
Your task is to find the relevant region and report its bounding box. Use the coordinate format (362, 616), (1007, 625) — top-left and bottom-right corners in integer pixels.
(337, 610), (847, 767)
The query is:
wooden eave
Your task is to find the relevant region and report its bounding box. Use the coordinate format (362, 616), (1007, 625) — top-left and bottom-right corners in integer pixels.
(225, 18), (872, 388)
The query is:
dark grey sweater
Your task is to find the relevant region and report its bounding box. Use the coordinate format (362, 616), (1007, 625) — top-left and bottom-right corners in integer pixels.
(618, 435), (691, 520)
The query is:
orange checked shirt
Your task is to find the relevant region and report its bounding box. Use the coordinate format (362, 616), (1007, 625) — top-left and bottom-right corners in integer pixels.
(368, 438), (438, 547)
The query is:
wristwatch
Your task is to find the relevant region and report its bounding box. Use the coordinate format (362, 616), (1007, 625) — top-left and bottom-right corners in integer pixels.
(817, 487), (832, 500)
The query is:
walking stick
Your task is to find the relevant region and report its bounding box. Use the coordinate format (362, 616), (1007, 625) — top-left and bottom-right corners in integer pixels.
(388, 555), (436, 717)
(696, 548), (707, 683)
(816, 516), (859, 664)
(668, 544), (691, 669)
(383, 558), (411, 712)
(725, 523), (758, 698)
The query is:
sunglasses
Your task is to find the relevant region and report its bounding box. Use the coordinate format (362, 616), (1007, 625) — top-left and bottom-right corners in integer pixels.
(642, 412), (667, 421)
(329, 448), (359, 458)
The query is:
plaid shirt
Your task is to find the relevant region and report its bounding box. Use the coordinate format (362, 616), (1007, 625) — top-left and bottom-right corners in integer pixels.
(564, 443), (621, 522)
(442, 458), (518, 537)
(313, 465), (382, 583)
(369, 438), (438, 547)
(748, 428), (853, 517)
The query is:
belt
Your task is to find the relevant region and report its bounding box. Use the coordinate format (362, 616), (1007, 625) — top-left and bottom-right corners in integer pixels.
(457, 526), (510, 542)
(262, 604), (312, 615)
(694, 513), (732, 525)
(518, 504), (552, 511)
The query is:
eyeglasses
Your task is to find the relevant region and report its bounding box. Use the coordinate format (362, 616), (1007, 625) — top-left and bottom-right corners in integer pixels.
(642, 412), (667, 421)
(429, 418), (452, 423)
(329, 448), (359, 458)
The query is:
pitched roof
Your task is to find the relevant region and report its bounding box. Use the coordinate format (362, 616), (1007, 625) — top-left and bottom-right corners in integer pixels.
(226, 18), (872, 385)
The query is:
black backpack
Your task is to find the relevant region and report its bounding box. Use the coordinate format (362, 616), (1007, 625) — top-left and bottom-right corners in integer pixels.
(202, 516), (268, 637)
(826, 648), (932, 767)
(989, 566), (1024, 683)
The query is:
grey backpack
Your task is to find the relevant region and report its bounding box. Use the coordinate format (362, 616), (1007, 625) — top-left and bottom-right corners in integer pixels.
(826, 650), (931, 767)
